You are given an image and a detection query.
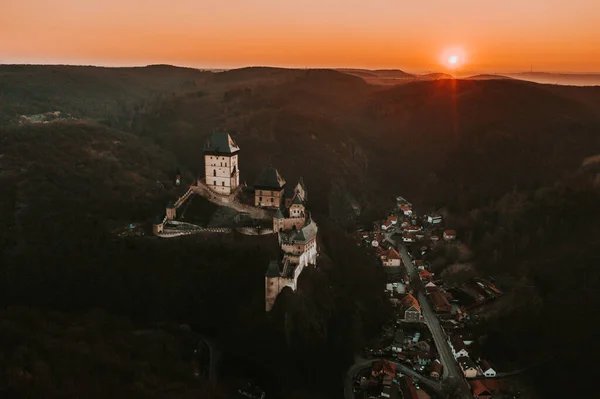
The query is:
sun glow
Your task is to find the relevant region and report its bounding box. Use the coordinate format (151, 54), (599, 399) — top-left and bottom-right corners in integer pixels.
(441, 47), (467, 69)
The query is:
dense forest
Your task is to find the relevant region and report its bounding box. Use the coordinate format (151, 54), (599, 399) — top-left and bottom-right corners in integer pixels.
(2, 65), (600, 397)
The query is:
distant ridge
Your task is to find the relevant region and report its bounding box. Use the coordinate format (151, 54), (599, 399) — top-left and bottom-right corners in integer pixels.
(417, 72), (454, 80)
(465, 74), (515, 80)
(337, 68), (416, 79)
(505, 72), (600, 86)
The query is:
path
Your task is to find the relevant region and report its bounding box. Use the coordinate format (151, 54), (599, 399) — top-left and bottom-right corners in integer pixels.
(389, 234), (472, 399)
(344, 356), (444, 399)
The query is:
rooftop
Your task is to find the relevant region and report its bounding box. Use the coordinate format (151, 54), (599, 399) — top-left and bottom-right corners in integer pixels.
(265, 260), (281, 278)
(401, 293), (420, 312)
(255, 166), (286, 189)
(281, 216), (318, 243)
(203, 131), (240, 154)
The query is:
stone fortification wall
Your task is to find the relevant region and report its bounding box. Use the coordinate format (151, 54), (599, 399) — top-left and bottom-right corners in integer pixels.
(236, 226), (275, 236)
(193, 180), (270, 220)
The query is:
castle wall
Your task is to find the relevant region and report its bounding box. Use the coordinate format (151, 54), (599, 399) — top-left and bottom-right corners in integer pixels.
(192, 182), (270, 220)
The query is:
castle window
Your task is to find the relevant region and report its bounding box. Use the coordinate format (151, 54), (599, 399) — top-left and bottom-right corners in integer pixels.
(259, 196), (262, 201)
(213, 181), (216, 186)
(222, 181), (225, 186)
(270, 198), (273, 203)
(213, 170), (216, 177)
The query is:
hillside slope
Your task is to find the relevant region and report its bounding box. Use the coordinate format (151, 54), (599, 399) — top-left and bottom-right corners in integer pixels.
(0, 64), (210, 124)
(137, 72), (600, 221)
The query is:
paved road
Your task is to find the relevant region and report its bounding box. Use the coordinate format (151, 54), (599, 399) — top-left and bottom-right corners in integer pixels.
(390, 238), (472, 399)
(344, 356), (444, 399)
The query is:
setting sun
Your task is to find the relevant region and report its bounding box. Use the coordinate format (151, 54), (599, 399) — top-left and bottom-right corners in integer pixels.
(441, 47), (467, 69)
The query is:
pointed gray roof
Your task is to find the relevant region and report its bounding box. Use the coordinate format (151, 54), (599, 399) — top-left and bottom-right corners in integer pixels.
(255, 166), (286, 189)
(203, 131), (240, 154)
(275, 209), (285, 219)
(298, 177), (306, 191)
(265, 260), (281, 278)
(291, 195), (303, 206)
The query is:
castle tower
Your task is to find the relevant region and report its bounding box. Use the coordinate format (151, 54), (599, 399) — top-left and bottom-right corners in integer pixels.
(274, 208), (285, 232)
(166, 201), (176, 220)
(289, 195), (305, 218)
(254, 166), (286, 208)
(203, 131), (240, 194)
(265, 260), (283, 312)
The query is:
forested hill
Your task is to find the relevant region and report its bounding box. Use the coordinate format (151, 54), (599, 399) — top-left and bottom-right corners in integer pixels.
(3, 65), (600, 397)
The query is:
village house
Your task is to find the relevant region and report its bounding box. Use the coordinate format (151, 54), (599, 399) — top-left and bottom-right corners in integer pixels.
(254, 166), (286, 208)
(371, 360), (396, 378)
(405, 225), (422, 234)
(402, 232), (416, 243)
(479, 360), (497, 377)
(427, 288), (452, 313)
(469, 380), (501, 399)
(427, 214), (443, 225)
(202, 131), (240, 194)
(399, 205), (413, 216)
(387, 215), (398, 225)
(419, 269), (433, 282)
(381, 248), (402, 267)
(382, 220), (394, 231)
(457, 356), (479, 378)
(443, 229), (457, 241)
(450, 335), (469, 358)
(429, 360), (443, 379)
(401, 294), (421, 322)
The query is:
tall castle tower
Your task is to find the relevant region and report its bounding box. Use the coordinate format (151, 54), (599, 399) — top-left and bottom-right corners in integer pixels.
(203, 131), (240, 194)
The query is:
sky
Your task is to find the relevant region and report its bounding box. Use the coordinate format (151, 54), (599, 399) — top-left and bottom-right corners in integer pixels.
(2, 0), (600, 73)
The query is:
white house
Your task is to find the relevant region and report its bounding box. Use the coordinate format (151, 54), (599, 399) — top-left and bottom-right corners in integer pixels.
(479, 360), (497, 377)
(402, 233), (415, 243)
(427, 214), (443, 224)
(381, 248), (402, 267)
(443, 229), (457, 241)
(450, 336), (469, 359)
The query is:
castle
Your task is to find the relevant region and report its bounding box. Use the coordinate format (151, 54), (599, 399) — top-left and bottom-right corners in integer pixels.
(153, 131), (318, 312)
(202, 132), (318, 312)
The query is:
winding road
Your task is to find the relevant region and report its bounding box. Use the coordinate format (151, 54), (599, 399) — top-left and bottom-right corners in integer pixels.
(344, 232), (474, 399)
(390, 235), (472, 398)
(344, 356), (444, 399)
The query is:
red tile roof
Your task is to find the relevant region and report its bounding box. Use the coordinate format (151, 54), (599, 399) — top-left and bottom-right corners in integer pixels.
(470, 380), (500, 397)
(401, 294), (420, 312)
(429, 289), (452, 312)
(419, 269), (432, 279)
(383, 248), (401, 260)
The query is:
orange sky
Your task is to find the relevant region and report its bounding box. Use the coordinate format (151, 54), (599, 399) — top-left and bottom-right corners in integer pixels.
(2, 0), (600, 72)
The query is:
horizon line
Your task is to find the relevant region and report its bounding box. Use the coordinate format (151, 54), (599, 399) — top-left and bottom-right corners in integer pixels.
(2, 62), (600, 75)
